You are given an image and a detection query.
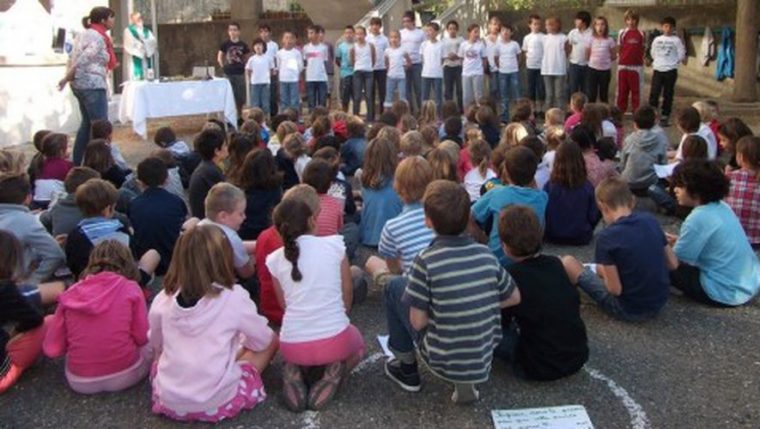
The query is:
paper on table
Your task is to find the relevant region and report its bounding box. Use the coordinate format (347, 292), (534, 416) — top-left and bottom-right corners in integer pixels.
(491, 405), (594, 429)
(654, 163), (678, 179)
(377, 335), (393, 358)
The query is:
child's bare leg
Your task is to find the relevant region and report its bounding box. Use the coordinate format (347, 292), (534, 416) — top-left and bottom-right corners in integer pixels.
(364, 255), (389, 277)
(37, 281), (65, 306)
(238, 335), (280, 373)
(138, 250), (161, 277)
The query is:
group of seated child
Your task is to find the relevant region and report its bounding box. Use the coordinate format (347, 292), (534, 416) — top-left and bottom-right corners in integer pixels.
(0, 89), (758, 421)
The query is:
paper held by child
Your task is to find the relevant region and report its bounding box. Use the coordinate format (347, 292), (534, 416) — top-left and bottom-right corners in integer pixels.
(654, 163), (678, 179)
(491, 405), (593, 429)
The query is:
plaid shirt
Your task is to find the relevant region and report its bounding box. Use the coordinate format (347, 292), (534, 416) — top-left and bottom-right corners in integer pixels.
(726, 169), (760, 245)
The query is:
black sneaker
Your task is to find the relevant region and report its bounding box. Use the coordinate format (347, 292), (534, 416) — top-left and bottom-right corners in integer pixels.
(384, 358), (421, 392)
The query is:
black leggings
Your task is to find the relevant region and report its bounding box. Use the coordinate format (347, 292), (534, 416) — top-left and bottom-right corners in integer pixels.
(585, 68), (611, 103)
(670, 263), (734, 307)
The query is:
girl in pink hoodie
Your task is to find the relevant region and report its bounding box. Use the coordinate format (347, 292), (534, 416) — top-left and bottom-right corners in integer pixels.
(44, 240), (152, 394)
(149, 224), (278, 423)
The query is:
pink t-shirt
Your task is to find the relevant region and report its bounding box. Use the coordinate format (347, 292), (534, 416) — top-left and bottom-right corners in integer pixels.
(316, 194), (344, 236)
(587, 36), (616, 71)
(564, 112), (582, 133)
(43, 272), (148, 377)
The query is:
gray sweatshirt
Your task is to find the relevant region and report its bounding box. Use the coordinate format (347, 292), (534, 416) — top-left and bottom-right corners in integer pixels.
(620, 128), (669, 190)
(0, 204), (66, 283)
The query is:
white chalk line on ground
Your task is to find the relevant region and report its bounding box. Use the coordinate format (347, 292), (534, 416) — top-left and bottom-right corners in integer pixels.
(584, 366), (652, 429)
(300, 352), (385, 428)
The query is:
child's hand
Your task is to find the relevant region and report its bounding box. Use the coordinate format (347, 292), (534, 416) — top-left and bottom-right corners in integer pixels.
(665, 232), (678, 247)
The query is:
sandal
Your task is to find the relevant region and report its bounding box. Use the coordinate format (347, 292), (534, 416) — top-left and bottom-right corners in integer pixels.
(307, 361), (345, 410)
(282, 362), (307, 412)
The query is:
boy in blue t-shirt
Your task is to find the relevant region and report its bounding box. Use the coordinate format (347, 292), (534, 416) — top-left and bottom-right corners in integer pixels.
(471, 146), (547, 266)
(563, 177), (676, 321)
(667, 160), (760, 306)
(335, 26), (355, 112)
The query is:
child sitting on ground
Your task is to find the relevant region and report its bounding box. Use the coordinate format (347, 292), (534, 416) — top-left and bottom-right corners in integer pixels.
(0, 231), (52, 394)
(312, 147), (358, 222)
(365, 156), (435, 288)
(0, 173), (66, 283)
(269, 118), (297, 156)
(726, 136), (760, 247)
(236, 149), (282, 241)
(302, 159), (344, 236)
(564, 92), (587, 133)
(441, 116), (464, 146)
(497, 206), (588, 381)
(672, 106), (717, 161)
(476, 106), (500, 148)
(384, 180), (521, 402)
(267, 197), (365, 412)
(149, 225), (278, 422)
(520, 136), (549, 189)
(542, 108), (564, 135)
(542, 126), (566, 172)
(340, 116), (367, 178)
(277, 133), (310, 190)
(620, 106), (668, 192)
(26, 129), (51, 185)
(359, 138), (403, 247)
(464, 140), (496, 202)
(400, 131), (425, 158)
(562, 178), (673, 321)
(188, 128), (227, 218)
(543, 141), (600, 245)
(427, 148), (458, 182)
(667, 160), (760, 306)
(65, 179), (161, 285)
(571, 125), (618, 187)
(44, 240), (152, 394)
(40, 167), (100, 236)
(91, 120), (129, 171)
(471, 146), (548, 266)
(29, 133), (73, 209)
(154, 126), (195, 188)
(83, 139), (129, 190)
(128, 158), (188, 275)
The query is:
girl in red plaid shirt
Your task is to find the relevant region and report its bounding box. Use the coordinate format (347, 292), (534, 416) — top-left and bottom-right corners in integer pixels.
(726, 136), (760, 247)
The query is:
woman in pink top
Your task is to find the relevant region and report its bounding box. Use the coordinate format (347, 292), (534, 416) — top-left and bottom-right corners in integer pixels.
(585, 16), (617, 103)
(44, 240), (152, 394)
(149, 225), (278, 423)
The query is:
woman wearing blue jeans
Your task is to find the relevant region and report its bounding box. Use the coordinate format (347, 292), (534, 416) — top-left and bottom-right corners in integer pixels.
(59, 7), (116, 165)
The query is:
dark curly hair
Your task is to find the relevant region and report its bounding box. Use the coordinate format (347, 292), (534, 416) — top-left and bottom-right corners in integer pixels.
(671, 160), (729, 204)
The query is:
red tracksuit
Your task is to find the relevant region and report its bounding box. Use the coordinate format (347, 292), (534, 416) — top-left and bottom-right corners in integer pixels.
(616, 28), (645, 113)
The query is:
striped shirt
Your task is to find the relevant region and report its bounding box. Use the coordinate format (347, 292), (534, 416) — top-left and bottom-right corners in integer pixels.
(403, 235), (516, 384)
(378, 203), (434, 273)
(315, 194), (344, 237)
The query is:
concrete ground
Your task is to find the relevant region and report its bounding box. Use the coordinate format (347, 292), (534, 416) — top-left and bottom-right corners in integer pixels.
(2, 102), (760, 429)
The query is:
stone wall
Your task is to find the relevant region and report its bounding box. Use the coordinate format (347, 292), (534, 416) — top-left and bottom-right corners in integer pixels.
(157, 17), (312, 77)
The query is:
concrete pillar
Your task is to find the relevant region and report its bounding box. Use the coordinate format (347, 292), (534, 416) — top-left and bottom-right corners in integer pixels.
(230, 0), (262, 20)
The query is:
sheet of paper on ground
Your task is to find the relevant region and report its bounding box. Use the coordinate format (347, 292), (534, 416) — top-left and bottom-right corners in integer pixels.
(491, 405), (593, 429)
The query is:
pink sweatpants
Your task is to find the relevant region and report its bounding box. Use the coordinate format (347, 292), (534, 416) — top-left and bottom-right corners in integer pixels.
(66, 346), (153, 394)
(6, 316), (50, 369)
(280, 324), (365, 368)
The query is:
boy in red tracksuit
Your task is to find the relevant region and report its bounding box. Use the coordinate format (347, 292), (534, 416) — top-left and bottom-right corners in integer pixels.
(616, 9), (645, 114)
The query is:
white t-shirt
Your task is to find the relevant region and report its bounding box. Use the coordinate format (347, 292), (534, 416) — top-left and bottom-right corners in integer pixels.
(567, 28), (593, 65)
(385, 46), (407, 79)
(265, 235), (350, 343)
(265, 40), (279, 63)
(463, 168), (496, 202)
(541, 33), (568, 76)
(651, 34), (686, 72)
(352, 42), (374, 72)
(495, 40), (521, 74)
(420, 40), (444, 78)
(522, 32), (545, 70)
(303, 43), (328, 82)
(197, 219), (250, 269)
(675, 124), (718, 160)
(400, 27), (425, 64)
(458, 40), (486, 77)
(484, 35), (499, 72)
(367, 32), (389, 70)
(245, 54), (274, 85)
(276, 48), (303, 82)
(442, 35), (463, 67)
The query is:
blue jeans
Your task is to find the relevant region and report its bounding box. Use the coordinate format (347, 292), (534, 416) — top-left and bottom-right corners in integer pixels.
(306, 81), (327, 110)
(340, 75), (353, 111)
(421, 77), (443, 112)
(352, 70), (375, 122)
(385, 77), (406, 107)
(405, 62), (423, 113)
(498, 72), (520, 122)
(567, 63), (588, 99)
(385, 276), (418, 361)
(279, 81), (300, 113)
(72, 88), (108, 165)
(250, 83), (271, 115)
(577, 268), (659, 322)
(647, 180), (676, 214)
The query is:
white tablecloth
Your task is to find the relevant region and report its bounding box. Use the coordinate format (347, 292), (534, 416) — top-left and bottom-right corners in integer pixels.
(118, 78), (237, 138)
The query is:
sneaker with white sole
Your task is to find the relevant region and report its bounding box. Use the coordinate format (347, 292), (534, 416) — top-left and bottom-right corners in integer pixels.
(384, 358), (421, 392)
(451, 383), (480, 404)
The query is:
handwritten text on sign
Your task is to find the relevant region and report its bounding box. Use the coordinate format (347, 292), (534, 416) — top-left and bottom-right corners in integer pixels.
(491, 405), (593, 429)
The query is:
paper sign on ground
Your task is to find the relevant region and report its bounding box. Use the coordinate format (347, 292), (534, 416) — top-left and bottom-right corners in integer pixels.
(492, 405), (593, 429)
(377, 335), (393, 358)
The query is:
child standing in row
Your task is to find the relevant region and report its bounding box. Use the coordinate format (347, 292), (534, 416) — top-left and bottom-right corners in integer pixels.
(616, 9), (646, 114)
(150, 225), (278, 422)
(458, 24), (487, 109)
(246, 38), (275, 116)
(420, 22), (444, 113)
(367, 18), (389, 116)
(351, 26), (376, 123)
(523, 15), (545, 117)
(649, 16), (686, 127)
(277, 31), (304, 114)
(304, 25), (330, 111)
(443, 20), (464, 110)
(566, 11), (592, 97)
(586, 16), (617, 104)
(541, 17), (568, 111)
(494, 24), (521, 123)
(384, 30), (411, 109)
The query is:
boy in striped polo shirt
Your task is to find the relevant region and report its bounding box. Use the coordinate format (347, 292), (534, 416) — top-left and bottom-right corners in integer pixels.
(384, 180), (521, 403)
(366, 156), (435, 287)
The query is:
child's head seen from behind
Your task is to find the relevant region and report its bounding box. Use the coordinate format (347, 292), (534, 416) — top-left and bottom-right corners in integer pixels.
(498, 205), (542, 259)
(423, 180), (470, 236)
(394, 156), (432, 204)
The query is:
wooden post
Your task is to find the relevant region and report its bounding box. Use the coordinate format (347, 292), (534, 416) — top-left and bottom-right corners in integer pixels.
(731, 0), (759, 102)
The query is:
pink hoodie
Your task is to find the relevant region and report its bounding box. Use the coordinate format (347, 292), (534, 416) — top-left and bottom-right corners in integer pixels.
(148, 284), (274, 414)
(43, 271), (149, 377)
